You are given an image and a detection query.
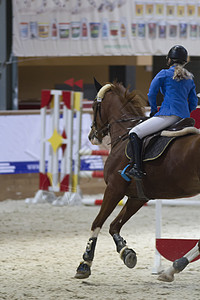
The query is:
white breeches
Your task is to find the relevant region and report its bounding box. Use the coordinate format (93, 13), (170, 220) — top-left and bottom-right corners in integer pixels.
(129, 115), (181, 139)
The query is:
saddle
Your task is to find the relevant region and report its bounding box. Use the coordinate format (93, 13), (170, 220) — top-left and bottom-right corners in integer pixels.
(125, 118), (199, 163)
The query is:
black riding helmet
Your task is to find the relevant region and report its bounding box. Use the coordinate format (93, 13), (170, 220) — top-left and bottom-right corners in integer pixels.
(166, 45), (188, 66)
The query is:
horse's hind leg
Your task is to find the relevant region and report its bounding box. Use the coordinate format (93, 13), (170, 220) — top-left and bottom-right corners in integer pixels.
(109, 197), (147, 269)
(75, 184), (125, 279)
(158, 240), (200, 282)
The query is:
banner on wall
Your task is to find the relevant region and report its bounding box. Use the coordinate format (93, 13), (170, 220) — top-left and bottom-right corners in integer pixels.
(0, 114), (103, 174)
(13, 0), (200, 57)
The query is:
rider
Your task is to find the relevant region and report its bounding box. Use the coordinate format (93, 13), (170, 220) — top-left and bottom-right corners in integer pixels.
(126, 45), (198, 180)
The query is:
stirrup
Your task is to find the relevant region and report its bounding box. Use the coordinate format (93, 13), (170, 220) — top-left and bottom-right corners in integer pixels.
(118, 164), (131, 182)
(126, 165), (145, 180)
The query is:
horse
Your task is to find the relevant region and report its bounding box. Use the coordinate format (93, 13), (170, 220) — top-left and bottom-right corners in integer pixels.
(75, 80), (200, 281)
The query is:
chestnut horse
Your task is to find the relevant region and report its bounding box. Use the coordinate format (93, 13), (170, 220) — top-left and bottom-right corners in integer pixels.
(75, 80), (200, 281)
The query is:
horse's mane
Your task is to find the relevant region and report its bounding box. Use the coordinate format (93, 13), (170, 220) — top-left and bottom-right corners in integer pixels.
(110, 82), (147, 117)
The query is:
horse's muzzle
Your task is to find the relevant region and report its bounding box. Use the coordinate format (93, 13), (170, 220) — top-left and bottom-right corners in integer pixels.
(88, 136), (101, 145)
(88, 127), (103, 145)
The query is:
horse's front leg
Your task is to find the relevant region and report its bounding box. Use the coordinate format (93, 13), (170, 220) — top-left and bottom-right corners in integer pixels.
(75, 184), (125, 279)
(158, 240), (200, 282)
(109, 197), (147, 269)
(75, 227), (100, 279)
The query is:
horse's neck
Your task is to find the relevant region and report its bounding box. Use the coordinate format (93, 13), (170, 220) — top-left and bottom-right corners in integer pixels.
(105, 93), (144, 145)
(109, 118), (133, 146)
(106, 95), (133, 122)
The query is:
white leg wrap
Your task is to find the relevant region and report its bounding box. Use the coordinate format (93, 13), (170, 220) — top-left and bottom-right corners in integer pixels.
(184, 242), (200, 262)
(91, 227), (100, 238)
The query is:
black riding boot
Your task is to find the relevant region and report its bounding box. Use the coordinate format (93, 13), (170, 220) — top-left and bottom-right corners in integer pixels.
(126, 133), (144, 179)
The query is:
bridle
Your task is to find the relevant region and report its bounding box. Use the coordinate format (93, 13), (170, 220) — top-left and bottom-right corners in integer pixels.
(90, 96), (110, 140)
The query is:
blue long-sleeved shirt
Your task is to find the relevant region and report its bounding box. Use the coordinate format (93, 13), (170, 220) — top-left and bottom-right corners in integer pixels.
(148, 66), (198, 118)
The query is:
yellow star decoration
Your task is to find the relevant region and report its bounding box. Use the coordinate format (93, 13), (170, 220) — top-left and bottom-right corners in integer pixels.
(48, 129), (63, 153)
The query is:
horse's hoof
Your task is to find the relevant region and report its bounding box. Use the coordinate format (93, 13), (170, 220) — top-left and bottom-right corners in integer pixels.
(74, 262), (91, 279)
(157, 272), (174, 282)
(122, 248), (137, 269)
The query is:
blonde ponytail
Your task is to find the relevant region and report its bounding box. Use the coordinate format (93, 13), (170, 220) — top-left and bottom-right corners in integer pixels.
(173, 65), (193, 81)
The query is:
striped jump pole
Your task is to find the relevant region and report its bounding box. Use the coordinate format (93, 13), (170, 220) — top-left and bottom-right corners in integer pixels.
(82, 197), (127, 206)
(38, 90), (51, 192)
(48, 90), (61, 192)
(69, 91), (83, 204)
(79, 170), (104, 179)
(79, 148), (109, 203)
(79, 148), (109, 156)
(60, 91), (73, 191)
(52, 90), (83, 206)
(79, 148), (109, 206)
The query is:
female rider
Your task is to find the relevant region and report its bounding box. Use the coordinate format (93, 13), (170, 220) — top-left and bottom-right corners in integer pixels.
(126, 45), (198, 180)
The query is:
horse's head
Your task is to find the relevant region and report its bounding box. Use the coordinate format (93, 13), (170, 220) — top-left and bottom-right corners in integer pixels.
(88, 79), (112, 145)
(88, 78), (147, 145)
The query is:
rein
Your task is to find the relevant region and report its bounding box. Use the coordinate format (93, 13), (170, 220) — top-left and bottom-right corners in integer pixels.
(108, 117), (148, 148)
(115, 116), (148, 123)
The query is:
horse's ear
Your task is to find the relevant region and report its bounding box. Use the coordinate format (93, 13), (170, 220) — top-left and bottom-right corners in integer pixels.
(94, 77), (102, 93)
